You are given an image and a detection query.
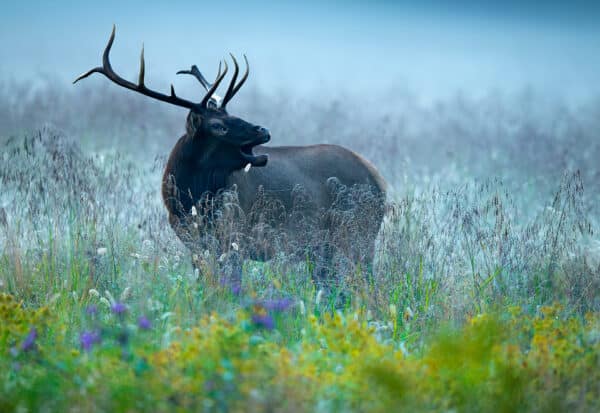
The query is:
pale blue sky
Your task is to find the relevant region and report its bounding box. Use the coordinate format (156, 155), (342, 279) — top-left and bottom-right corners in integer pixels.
(2, 0), (599, 103)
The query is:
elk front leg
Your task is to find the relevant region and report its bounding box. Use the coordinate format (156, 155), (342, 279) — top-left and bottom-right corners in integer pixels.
(311, 241), (333, 291)
(219, 249), (243, 295)
(311, 241), (352, 308)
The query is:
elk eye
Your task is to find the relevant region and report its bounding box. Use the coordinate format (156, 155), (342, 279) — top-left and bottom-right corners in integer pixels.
(212, 124), (227, 134)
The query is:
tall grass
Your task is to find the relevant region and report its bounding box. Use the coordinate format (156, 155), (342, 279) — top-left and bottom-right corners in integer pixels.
(0, 81), (599, 411)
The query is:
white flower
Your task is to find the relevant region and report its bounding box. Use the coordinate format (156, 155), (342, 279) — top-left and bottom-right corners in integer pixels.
(99, 297), (111, 308)
(120, 286), (132, 301)
(315, 289), (323, 305)
(244, 163), (252, 173)
(399, 341), (409, 357)
(88, 289), (100, 298)
(231, 242), (239, 251)
(48, 293), (61, 305)
(161, 312), (174, 320)
(104, 290), (115, 305)
(218, 253), (227, 262)
(147, 298), (162, 311)
(191, 206), (197, 216)
(97, 247), (108, 256)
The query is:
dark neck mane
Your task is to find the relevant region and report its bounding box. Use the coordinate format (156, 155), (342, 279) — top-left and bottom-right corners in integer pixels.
(163, 136), (239, 220)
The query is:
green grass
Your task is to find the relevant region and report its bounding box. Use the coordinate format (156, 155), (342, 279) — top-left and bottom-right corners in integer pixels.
(0, 115), (599, 411)
(1, 290), (598, 412)
(1, 210), (599, 412)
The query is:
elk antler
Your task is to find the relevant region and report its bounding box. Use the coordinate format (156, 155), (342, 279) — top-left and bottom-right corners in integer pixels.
(221, 54), (249, 109)
(74, 25), (245, 111)
(177, 64), (213, 91)
(200, 60), (228, 108)
(180, 55), (248, 110)
(73, 25), (200, 110)
(177, 62), (224, 107)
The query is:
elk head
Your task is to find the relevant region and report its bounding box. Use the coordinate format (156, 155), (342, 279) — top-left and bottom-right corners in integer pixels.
(73, 25), (270, 168)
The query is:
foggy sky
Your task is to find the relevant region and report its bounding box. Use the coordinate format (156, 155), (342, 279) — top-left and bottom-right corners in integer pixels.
(2, 0), (600, 104)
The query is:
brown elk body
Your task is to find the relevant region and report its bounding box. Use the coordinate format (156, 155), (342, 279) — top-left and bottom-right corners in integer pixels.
(75, 26), (387, 292)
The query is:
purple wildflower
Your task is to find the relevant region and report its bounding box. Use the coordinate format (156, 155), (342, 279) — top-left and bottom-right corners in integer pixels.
(80, 330), (101, 351)
(251, 313), (274, 330)
(260, 298), (294, 312)
(204, 379), (215, 392)
(231, 283), (242, 296)
(111, 302), (127, 316)
(219, 276), (243, 296)
(20, 328), (37, 352)
(86, 304), (98, 316)
(138, 315), (152, 330)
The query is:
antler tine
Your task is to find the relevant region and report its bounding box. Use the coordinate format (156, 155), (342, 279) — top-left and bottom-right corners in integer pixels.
(73, 25), (199, 111)
(215, 61), (222, 80)
(176, 64), (212, 91)
(221, 53), (240, 109)
(139, 43), (145, 87)
(200, 60), (228, 108)
(225, 54), (249, 106)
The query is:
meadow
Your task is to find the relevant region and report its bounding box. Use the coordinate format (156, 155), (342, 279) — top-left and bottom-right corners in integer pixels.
(0, 80), (599, 412)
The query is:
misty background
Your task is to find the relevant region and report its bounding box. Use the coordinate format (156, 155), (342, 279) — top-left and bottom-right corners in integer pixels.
(1, 0), (600, 320)
(1, 0), (600, 220)
(2, 0), (600, 102)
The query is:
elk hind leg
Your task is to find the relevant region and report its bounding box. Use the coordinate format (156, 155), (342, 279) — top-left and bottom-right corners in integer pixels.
(311, 242), (348, 308)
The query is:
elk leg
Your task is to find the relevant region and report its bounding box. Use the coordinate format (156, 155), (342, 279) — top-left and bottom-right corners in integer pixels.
(310, 241), (329, 289)
(311, 241), (348, 306)
(190, 253), (208, 280)
(219, 250), (243, 295)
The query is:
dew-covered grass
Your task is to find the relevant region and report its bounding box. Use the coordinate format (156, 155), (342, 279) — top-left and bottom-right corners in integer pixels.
(0, 81), (599, 411)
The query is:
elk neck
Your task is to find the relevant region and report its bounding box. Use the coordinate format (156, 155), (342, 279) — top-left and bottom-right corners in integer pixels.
(163, 134), (244, 218)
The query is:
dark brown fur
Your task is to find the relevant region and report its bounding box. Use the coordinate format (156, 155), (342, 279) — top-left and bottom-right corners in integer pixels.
(74, 27), (386, 290)
(162, 117), (387, 290)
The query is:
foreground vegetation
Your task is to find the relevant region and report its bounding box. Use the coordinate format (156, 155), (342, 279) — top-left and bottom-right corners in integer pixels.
(1, 86), (599, 411)
(2, 293), (599, 412)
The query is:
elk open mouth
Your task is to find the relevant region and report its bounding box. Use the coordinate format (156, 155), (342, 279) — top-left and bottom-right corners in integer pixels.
(240, 144), (269, 167)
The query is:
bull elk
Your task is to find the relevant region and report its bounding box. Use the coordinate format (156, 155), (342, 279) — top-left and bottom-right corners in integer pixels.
(74, 26), (387, 295)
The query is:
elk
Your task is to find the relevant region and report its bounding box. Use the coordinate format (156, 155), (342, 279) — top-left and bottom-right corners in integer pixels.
(74, 26), (387, 294)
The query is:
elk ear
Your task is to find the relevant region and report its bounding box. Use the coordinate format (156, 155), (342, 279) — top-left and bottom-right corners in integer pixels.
(186, 112), (203, 137)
